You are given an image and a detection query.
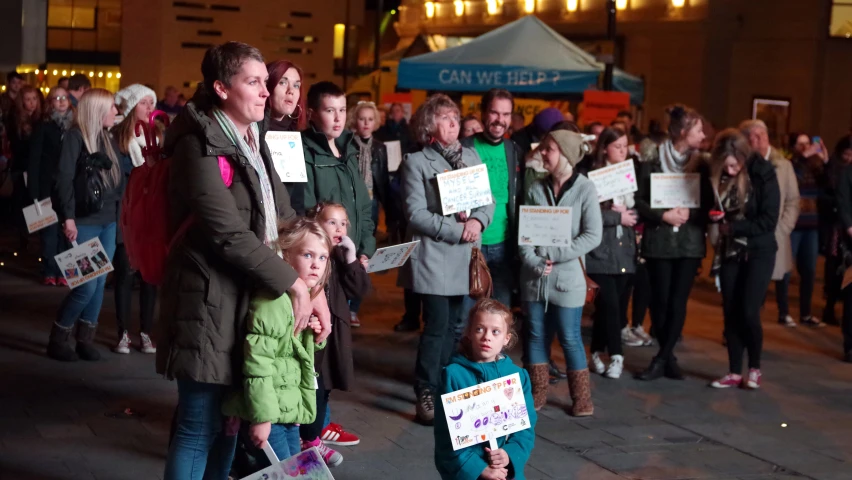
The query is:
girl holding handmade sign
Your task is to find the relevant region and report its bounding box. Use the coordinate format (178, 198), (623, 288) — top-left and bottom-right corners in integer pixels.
(223, 218), (329, 466)
(707, 130), (779, 389)
(520, 130), (602, 416)
(434, 299), (537, 480)
(634, 105), (713, 382)
(586, 127), (638, 379)
(266, 60), (308, 215)
(50, 89), (124, 362)
(301, 202), (372, 464)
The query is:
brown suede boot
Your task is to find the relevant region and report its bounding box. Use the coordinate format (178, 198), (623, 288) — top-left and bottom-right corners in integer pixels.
(47, 323), (78, 362)
(75, 320), (101, 361)
(566, 369), (594, 417)
(526, 364), (550, 411)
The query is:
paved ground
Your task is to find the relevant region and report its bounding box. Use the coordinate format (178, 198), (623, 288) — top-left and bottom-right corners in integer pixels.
(2, 238), (852, 480)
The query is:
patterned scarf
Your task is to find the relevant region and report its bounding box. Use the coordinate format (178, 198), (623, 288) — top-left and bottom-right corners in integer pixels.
(354, 136), (374, 192)
(212, 107), (279, 246)
(432, 140), (466, 170)
(51, 110), (74, 132)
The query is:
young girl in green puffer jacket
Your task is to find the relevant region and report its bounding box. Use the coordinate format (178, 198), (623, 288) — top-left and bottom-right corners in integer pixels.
(223, 218), (332, 463)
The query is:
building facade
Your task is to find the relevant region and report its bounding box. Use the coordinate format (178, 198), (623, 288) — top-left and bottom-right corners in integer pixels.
(394, 0), (852, 146)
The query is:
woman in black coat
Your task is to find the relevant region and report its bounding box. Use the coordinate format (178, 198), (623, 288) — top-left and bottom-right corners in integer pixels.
(28, 87), (73, 285)
(708, 129), (780, 390)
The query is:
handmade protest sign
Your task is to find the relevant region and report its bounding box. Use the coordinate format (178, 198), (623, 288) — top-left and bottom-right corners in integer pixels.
(367, 240), (419, 273)
(22, 198), (59, 233)
(385, 140), (402, 173)
(241, 445), (334, 480)
(54, 238), (114, 289)
(587, 160), (638, 203)
(518, 206), (572, 247)
(650, 173), (700, 209)
(265, 131), (308, 182)
(436, 164), (493, 216)
(440, 373), (531, 451)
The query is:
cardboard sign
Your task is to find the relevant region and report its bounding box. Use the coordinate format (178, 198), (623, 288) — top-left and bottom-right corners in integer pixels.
(587, 160), (638, 203)
(580, 90), (631, 126)
(436, 164), (493, 216)
(651, 173), (701, 209)
(265, 131), (308, 183)
(367, 240), (419, 273)
(385, 140), (402, 173)
(241, 445), (334, 480)
(22, 198), (59, 233)
(518, 206), (572, 247)
(440, 373), (531, 451)
(54, 238), (114, 289)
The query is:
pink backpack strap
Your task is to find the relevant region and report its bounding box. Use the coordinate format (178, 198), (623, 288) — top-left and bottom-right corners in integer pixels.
(217, 155), (233, 187)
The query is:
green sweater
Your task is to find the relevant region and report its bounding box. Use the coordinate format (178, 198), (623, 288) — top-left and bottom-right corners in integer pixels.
(473, 137), (509, 245)
(434, 354), (537, 480)
(222, 292), (324, 425)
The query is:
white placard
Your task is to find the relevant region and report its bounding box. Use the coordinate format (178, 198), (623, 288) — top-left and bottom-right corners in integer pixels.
(366, 240), (419, 273)
(440, 373), (531, 451)
(54, 238), (114, 289)
(587, 160), (638, 203)
(265, 131), (308, 183)
(240, 446), (334, 480)
(518, 206), (572, 247)
(436, 164), (493, 216)
(530, 142), (540, 151)
(651, 173), (701, 209)
(22, 198), (59, 233)
(385, 140), (402, 173)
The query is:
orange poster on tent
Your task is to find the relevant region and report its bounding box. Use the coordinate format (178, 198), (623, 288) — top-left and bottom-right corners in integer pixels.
(581, 90), (630, 126)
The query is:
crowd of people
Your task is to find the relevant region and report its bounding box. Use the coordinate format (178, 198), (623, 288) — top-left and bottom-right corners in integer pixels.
(1, 39), (852, 480)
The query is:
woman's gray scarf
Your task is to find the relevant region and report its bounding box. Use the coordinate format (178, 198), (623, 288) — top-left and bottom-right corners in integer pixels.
(659, 139), (689, 174)
(51, 110), (74, 132)
(432, 140), (466, 170)
(353, 136), (374, 192)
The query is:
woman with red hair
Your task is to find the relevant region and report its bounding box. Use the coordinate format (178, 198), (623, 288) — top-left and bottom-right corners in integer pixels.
(266, 60), (308, 215)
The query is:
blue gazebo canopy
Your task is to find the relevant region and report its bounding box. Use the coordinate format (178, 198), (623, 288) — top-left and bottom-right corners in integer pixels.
(397, 15), (644, 104)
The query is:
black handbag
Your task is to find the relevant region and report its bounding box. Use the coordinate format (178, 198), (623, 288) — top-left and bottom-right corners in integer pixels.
(74, 149), (112, 218)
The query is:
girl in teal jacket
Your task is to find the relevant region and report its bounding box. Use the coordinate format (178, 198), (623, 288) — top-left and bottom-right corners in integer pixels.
(223, 218), (332, 462)
(434, 299), (537, 480)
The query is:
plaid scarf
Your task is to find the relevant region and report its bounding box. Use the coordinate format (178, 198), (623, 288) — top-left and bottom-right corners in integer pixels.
(212, 107), (278, 246)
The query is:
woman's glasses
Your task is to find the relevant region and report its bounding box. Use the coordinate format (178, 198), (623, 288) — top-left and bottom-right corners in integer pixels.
(52, 95), (68, 101)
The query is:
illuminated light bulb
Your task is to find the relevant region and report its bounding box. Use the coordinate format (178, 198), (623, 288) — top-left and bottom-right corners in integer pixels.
(616, 0), (628, 9)
(13, 252), (18, 257)
(38, 258), (42, 262)
(486, 0), (498, 14)
(62, 70), (67, 76)
(566, 0), (578, 11)
(98, 72), (103, 78)
(524, 0), (535, 13)
(116, 73), (121, 79)
(70, 70), (75, 76)
(425, 1), (435, 18)
(89, 71), (94, 77)
(53, 69), (58, 75)
(1, 262), (4, 266)
(671, 0), (685, 6)
(391, 9), (396, 14)
(45, 87), (49, 93)
(35, 69), (40, 74)
(107, 72), (113, 78)
(454, 0), (464, 16)
(781, 423), (787, 428)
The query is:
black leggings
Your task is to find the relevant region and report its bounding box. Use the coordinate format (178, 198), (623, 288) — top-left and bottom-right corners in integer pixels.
(113, 244), (158, 337)
(589, 273), (632, 356)
(646, 258), (702, 362)
(299, 372), (330, 441)
(630, 262), (652, 330)
(719, 250), (775, 373)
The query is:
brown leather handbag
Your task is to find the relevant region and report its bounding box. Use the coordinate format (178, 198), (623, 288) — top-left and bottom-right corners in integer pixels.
(469, 247), (493, 300)
(579, 257), (599, 305)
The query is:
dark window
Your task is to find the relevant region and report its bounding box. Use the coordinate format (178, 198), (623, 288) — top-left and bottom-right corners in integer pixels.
(291, 11), (312, 18)
(211, 4), (240, 11)
(173, 1), (205, 8)
(197, 29), (223, 36)
(173, 2), (240, 11)
(283, 48), (312, 54)
(182, 42), (215, 49)
(176, 15), (214, 23)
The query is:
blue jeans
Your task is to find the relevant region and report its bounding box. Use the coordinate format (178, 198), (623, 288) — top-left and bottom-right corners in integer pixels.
(56, 223), (117, 328)
(776, 229), (819, 319)
(164, 380), (237, 480)
(463, 242), (514, 319)
(40, 222), (68, 278)
(268, 423), (301, 461)
(525, 302), (586, 371)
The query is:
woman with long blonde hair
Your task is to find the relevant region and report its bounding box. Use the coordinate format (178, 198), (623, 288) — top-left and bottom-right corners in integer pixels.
(50, 88), (125, 363)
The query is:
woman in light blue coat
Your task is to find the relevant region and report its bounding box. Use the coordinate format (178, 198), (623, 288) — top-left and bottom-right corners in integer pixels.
(398, 94), (495, 425)
(520, 130), (602, 417)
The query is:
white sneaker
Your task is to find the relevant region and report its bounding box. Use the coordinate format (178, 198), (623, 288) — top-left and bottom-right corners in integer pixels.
(590, 352), (606, 375)
(631, 326), (653, 346)
(605, 355), (624, 379)
(349, 311), (361, 328)
(621, 327), (644, 347)
(113, 331), (130, 354)
(139, 332), (156, 354)
(779, 315), (797, 328)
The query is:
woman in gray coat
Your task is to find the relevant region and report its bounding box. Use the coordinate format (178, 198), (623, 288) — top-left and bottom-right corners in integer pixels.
(398, 94), (494, 425)
(521, 130), (602, 417)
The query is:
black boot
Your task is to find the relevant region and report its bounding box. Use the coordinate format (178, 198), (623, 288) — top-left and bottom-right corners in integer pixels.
(47, 323), (78, 362)
(665, 358), (686, 380)
(637, 358), (666, 381)
(75, 320), (101, 361)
